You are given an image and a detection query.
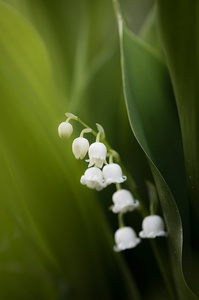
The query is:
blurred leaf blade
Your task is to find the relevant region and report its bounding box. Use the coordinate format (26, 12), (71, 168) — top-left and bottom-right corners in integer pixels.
(138, 7), (163, 55)
(113, 0), (198, 299)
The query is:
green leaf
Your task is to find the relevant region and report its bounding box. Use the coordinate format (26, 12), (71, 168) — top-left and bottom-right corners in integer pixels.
(138, 7), (163, 55)
(156, 1), (199, 295)
(0, 2), (139, 299)
(156, 0), (199, 239)
(113, 0), (198, 299)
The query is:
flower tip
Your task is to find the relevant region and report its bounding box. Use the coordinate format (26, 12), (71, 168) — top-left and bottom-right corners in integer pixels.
(58, 122), (73, 140)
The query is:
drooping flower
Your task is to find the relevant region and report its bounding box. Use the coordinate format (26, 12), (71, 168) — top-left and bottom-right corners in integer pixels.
(86, 142), (107, 168)
(58, 122), (73, 140)
(72, 137), (89, 159)
(80, 167), (105, 191)
(139, 215), (168, 238)
(102, 163), (127, 185)
(111, 189), (139, 213)
(114, 227), (141, 252)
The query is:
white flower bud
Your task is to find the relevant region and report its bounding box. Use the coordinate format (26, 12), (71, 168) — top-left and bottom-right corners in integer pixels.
(102, 163), (127, 185)
(58, 122), (73, 140)
(80, 167), (106, 191)
(72, 137), (89, 159)
(114, 227), (140, 252)
(139, 215), (168, 238)
(111, 189), (139, 213)
(86, 142), (107, 168)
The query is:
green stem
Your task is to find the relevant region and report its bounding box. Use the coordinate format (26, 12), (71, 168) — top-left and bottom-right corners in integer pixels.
(118, 212), (125, 228)
(76, 118), (98, 137)
(116, 182), (122, 190)
(80, 128), (92, 138)
(109, 155), (114, 164)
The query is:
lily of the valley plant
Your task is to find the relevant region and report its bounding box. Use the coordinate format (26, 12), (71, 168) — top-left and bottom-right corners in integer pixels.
(58, 113), (167, 252)
(1, 0), (199, 299)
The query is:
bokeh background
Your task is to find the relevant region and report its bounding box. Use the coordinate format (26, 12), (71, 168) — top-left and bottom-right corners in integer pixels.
(1, 0), (198, 299)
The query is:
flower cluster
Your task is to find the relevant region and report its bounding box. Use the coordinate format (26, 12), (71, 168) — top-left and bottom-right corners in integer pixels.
(58, 113), (168, 252)
(58, 114), (127, 191)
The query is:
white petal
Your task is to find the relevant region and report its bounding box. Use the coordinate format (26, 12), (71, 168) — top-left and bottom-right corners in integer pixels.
(58, 122), (73, 140)
(72, 137), (89, 159)
(139, 215), (167, 239)
(80, 167), (105, 191)
(103, 163), (127, 185)
(114, 227), (140, 252)
(88, 142), (107, 159)
(86, 142), (107, 167)
(111, 189), (139, 213)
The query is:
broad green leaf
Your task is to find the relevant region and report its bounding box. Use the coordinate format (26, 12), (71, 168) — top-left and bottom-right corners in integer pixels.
(113, 0), (198, 299)
(156, 1), (199, 295)
(0, 2), (139, 299)
(156, 0), (199, 238)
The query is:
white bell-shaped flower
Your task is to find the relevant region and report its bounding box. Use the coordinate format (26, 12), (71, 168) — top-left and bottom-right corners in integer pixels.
(58, 122), (73, 140)
(72, 137), (89, 159)
(86, 142), (107, 168)
(139, 215), (167, 238)
(114, 227), (140, 252)
(102, 163), (127, 185)
(80, 167), (105, 191)
(111, 189), (139, 213)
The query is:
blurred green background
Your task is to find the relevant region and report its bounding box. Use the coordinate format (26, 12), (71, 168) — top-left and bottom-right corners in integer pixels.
(1, 0), (198, 299)
(0, 0), (155, 299)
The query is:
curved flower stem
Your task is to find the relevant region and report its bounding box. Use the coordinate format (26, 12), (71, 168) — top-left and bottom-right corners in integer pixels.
(76, 117), (98, 136)
(80, 127), (92, 137)
(75, 117), (111, 148)
(72, 114), (149, 216)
